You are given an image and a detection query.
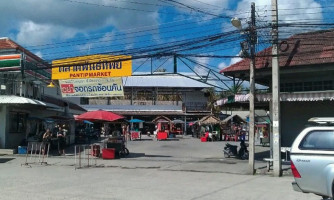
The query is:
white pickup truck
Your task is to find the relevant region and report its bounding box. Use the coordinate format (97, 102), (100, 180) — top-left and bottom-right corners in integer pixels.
(291, 117), (334, 200)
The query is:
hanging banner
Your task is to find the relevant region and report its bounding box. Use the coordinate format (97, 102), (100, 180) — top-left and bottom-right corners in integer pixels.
(52, 55), (132, 80)
(59, 77), (124, 97)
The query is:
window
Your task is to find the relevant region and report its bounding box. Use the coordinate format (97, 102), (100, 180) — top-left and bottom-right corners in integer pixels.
(323, 81), (333, 90)
(303, 82), (313, 91)
(280, 83), (286, 92)
(285, 83), (293, 92)
(80, 97), (89, 105)
(9, 112), (27, 133)
(294, 82), (303, 92)
(299, 130), (334, 150)
(313, 81), (323, 91)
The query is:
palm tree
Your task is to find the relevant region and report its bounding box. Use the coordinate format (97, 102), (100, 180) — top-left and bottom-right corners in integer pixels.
(221, 84), (245, 98)
(205, 88), (221, 114)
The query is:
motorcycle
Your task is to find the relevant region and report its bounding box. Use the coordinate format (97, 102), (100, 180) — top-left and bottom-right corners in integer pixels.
(223, 140), (249, 160)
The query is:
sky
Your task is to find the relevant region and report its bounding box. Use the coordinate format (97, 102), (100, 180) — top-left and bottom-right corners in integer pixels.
(0, 0), (333, 89)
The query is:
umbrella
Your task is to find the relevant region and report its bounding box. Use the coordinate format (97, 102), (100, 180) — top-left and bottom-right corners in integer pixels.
(83, 120), (94, 125)
(128, 119), (144, 123)
(76, 110), (124, 122)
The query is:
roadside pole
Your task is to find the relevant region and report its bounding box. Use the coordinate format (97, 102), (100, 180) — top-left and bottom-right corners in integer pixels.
(248, 2), (256, 175)
(271, 0), (282, 177)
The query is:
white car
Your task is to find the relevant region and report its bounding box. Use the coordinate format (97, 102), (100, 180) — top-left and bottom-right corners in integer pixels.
(291, 117), (334, 200)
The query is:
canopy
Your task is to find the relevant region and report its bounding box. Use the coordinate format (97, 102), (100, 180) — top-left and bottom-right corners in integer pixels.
(152, 116), (171, 123)
(198, 115), (220, 125)
(76, 110), (124, 122)
(221, 114), (246, 125)
(83, 120), (94, 125)
(128, 119), (144, 123)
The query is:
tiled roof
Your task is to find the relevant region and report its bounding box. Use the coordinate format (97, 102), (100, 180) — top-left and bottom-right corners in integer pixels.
(0, 37), (47, 65)
(220, 29), (334, 74)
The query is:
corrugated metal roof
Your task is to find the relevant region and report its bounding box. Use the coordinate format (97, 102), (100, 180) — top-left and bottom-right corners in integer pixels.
(122, 74), (213, 88)
(83, 105), (184, 116)
(0, 95), (60, 109)
(83, 104), (182, 112)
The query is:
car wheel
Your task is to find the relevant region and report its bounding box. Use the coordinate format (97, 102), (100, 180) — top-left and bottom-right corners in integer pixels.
(124, 148), (129, 156)
(224, 152), (230, 158)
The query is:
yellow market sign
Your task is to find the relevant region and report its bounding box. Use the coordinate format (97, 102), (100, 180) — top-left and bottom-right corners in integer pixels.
(52, 55), (132, 80)
(59, 77), (124, 97)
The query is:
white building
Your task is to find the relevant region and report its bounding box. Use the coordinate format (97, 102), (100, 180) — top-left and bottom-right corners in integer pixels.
(0, 38), (85, 149)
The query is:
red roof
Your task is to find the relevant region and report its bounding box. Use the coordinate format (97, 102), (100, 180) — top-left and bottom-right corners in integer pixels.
(220, 29), (334, 74)
(0, 37), (46, 64)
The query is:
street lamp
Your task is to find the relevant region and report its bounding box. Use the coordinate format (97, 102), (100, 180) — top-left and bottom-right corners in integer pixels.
(231, 17), (242, 30)
(47, 81), (56, 88)
(231, 3), (256, 175)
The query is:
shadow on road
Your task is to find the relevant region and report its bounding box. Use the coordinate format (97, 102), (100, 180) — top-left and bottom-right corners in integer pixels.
(0, 158), (15, 163)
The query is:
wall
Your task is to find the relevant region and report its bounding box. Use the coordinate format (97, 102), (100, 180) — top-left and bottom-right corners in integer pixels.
(281, 101), (334, 147)
(183, 91), (208, 111)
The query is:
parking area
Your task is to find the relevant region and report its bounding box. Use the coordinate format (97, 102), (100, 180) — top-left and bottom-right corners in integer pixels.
(0, 136), (319, 200)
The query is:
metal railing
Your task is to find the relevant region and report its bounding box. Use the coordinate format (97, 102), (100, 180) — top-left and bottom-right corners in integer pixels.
(74, 144), (101, 169)
(22, 142), (50, 166)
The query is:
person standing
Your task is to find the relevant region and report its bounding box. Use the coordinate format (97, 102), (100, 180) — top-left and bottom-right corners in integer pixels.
(57, 126), (66, 156)
(42, 129), (52, 155)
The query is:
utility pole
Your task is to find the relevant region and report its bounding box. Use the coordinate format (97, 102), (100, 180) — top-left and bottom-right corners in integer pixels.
(248, 2), (256, 175)
(173, 55), (177, 74)
(271, 0), (281, 177)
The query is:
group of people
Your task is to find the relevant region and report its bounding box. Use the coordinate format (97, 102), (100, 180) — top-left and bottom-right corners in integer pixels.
(41, 126), (67, 156)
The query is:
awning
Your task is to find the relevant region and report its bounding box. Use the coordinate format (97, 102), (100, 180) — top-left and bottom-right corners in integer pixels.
(216, 91), (334, 106)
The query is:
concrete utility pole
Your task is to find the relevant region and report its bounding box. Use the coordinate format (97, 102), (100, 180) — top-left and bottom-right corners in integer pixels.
(248, 2), (256, 175)
(271, 0), (282, 177)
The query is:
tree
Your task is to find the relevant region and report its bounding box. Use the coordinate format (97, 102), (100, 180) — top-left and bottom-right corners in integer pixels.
(205, 88), (221, 114)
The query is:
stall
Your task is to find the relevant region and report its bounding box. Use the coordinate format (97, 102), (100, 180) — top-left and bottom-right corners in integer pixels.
(221, 115), (247, 141)
(197, 115), (221, 142)
(152, 116), (172, 140)
(75, 110), (127, 158)
(255, 122), (270, 146)
(171, 119), (184, 136)
(128, 118), (144, 140)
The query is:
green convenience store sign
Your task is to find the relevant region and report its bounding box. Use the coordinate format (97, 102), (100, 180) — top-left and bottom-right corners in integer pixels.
(0, 54), (21, 69)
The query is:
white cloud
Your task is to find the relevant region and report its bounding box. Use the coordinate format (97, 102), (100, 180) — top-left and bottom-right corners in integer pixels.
(16, 21), (77, 46)
(218, 62), (227, 70)
(235, 0), (323, 37)
(194, 57), (210, 74)
(34, 51), (43, 58)
(0, 0), (160, 46)
(76, 31), (115, 54)
(174, 0), (229, 17)
(218, 53), (242, 70)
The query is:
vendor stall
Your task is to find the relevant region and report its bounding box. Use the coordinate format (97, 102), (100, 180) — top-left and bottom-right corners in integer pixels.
(221, 115), (246, 141)
(128, 118), (144, 140)
(152, 116), (172, 140)
(171, 119), (184, 136)
(197, 115), (221, 142)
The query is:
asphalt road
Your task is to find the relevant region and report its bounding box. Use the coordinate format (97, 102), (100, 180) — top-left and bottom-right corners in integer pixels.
(0, 135), (321, 200)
